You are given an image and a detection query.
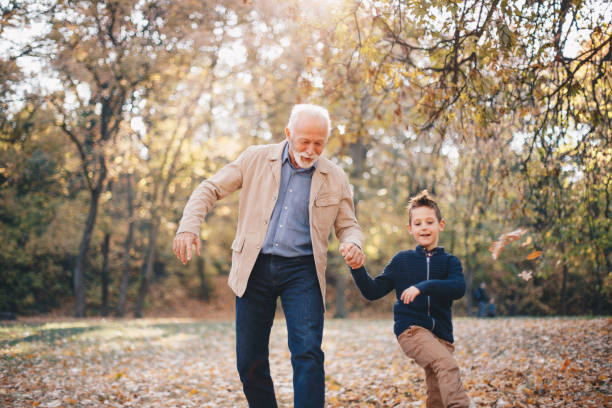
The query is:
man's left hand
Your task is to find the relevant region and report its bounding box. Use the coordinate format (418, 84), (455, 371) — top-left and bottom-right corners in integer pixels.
(339, 243), (366, 269)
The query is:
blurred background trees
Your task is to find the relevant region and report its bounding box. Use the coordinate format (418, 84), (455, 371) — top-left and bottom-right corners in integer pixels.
(1, 0), (610, 317)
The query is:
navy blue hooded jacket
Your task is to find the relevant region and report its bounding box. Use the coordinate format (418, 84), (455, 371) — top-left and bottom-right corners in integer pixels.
(350, 245), (466, 343)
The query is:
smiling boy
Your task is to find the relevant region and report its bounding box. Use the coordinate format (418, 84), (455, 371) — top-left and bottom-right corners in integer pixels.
(346, 190), (470, 407)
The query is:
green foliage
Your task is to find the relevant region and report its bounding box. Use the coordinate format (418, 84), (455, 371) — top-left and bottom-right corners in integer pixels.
(0, 109), (73, 314)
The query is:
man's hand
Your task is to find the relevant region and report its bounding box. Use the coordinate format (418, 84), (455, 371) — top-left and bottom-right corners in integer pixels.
(339, 242), (366, 269)
(173, 232), (201, 265)
(400, 286), (421, 304)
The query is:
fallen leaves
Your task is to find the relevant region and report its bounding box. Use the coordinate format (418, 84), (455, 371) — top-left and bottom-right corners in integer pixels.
(560, 357), (571, 372)
(1, 317), (610, 407)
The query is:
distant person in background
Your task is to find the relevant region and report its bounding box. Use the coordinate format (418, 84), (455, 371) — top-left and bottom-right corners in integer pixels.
(173, 104), (365, 408)
(474, 281), (490, 318)
(487, 296), (497, 318)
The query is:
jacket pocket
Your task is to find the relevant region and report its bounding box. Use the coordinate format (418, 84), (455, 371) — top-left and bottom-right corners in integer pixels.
(315, 194), (340, 207)
(231, 236), (245, 252)
(313, 194), (340, 231)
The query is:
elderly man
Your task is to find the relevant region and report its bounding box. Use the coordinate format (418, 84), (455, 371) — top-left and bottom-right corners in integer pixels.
(173, 104), (365, 408)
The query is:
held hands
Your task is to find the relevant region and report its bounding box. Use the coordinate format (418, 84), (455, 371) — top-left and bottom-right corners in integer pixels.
(339, 242), (366, 269)
(173, 232), (201, 265)
(400, 286), (421, 304)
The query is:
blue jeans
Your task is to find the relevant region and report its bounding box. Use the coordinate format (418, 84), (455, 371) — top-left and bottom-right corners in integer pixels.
(236, 254), (325, 408)
(477, 301), (488, 317)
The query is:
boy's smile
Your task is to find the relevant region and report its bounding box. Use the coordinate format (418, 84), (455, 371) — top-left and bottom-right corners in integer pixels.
(407, 206), (445, 251)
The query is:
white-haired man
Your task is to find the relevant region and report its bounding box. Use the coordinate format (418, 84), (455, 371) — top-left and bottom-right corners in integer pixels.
(173, 104), (365, 408)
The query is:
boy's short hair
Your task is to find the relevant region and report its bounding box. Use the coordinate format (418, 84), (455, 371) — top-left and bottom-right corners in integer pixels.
(407, 190), (443, 223)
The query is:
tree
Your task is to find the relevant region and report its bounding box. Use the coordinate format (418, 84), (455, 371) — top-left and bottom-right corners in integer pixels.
(132, 62), (218, 317)
(0, 105), (72, 314)
(330, 0), (611, 315)
(17, 0), (225, 316)
(116, 172), (135, 317)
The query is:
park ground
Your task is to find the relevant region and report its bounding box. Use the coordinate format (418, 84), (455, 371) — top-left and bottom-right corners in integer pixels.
(1, 317), (610, 407)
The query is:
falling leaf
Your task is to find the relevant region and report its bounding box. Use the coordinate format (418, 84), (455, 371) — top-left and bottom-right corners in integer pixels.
(520, 236), (532, 247)
(489, 228), (529, 260)
(526, 250), (543, 260)
(518, 270), (533, 281)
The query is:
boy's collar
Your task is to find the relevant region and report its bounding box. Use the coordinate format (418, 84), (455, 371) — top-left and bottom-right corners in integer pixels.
(416, 245), (445, 255)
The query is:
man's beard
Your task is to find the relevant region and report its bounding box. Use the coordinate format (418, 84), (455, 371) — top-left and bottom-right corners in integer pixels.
(290, 142), (318, 169)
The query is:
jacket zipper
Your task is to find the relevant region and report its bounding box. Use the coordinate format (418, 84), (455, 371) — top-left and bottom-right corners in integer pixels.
(426, 255), (436, 331)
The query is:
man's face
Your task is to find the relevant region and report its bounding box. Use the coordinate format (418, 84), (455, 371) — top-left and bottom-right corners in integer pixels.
(407, 206), (445, 251)
(285, 115), (327, 169)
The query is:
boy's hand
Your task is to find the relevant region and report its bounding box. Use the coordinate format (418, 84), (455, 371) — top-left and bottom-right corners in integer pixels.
(339, 242), (366, 269)
(401, 286), (421, 304)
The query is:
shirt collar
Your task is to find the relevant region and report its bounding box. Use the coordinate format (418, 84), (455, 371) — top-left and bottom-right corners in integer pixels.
(282, 142), (317, 172)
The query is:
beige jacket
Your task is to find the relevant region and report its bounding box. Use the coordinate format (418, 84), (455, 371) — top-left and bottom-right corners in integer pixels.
(177, 141), (363, 303)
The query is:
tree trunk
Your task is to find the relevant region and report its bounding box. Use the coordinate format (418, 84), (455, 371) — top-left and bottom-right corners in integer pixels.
(196, 255), (210, 301)
(599, 250), (610, 315)
(334, 272), (348, 318)
(561, 261), (568, 315)
(101, 232), (111, 316)
(593, 247), (604, 315)
(325, 249), (347, 318)
(463, 261), (474, 317)
(337, 135), (366, 320)
(134, 221), (159, 318)
(464, 269), (474, 317)
(117, 173), (135, 317)
(73, 187), (103, 317)
(463, 229), (474, 317)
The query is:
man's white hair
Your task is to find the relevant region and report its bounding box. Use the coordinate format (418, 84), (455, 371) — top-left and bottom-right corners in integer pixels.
(287, 104), (331, 138)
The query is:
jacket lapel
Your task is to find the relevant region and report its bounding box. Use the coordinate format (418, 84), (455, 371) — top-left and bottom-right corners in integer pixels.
(309, 157), (330, 207)
(268, 141), (285, 192)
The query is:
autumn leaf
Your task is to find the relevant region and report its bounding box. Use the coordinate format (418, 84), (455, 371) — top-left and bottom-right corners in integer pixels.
(526, 250), (543, 260)
(489, 228), (529, 260)
(520, 236), (532, 247)
(560, 358), (570, 372)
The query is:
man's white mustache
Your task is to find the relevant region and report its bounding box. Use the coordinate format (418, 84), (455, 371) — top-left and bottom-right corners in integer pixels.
(297, 152), (317, 161)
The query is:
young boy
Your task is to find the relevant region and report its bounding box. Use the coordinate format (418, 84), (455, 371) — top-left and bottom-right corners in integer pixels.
(345, 190), (470, 407)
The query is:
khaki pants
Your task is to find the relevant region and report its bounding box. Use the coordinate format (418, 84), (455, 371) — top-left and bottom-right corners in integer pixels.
(398, 326), (470, 408)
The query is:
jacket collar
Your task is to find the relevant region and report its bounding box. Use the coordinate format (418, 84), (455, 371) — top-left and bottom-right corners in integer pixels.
(416, 245), (445, 255)
(268, 141), (287, 161)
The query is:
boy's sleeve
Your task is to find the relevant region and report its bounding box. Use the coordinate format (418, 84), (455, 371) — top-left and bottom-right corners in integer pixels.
(414, 255), (466, 300)
(349, 255), (398, 301)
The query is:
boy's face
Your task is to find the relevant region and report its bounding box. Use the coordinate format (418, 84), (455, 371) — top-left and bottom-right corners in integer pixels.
(407, 206), (445, 251)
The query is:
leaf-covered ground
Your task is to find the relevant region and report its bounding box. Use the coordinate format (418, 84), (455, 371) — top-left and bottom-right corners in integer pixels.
(1, 317), (610, 407)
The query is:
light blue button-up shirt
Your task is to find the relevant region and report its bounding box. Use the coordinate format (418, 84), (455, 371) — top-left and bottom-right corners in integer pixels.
(261, 143), (315, 257)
